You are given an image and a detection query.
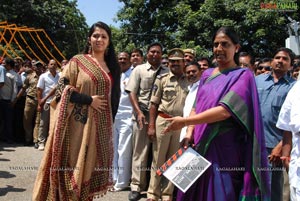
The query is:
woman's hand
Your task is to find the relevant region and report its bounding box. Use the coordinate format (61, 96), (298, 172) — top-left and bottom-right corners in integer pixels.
(90, 95), (108, 112)
(162, 116), (185, 134)
(180, 136), (194, 149)
(180, 126), (194, 149)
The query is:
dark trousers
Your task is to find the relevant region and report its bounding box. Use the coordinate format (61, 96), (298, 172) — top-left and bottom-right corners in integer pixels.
(267, 148), (283, 201)
(13, 96), (26, 142)
(0, 99), (14, 142)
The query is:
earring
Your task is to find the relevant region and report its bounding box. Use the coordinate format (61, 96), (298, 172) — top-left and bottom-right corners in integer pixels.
(105, 48), (109, 55)
(88, 45), (92, 54)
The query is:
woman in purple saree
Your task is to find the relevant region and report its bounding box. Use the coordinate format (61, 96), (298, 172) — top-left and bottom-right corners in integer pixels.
(163, 27), (270, 201)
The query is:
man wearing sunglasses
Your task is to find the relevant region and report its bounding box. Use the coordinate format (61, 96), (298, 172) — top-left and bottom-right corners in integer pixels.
(255, 58), (272, 76)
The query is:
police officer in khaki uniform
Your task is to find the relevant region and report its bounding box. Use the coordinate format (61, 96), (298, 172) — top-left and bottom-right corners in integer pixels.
(147, 48), (189, 201)
(183, 48), (196, 66)
(125, 42), (169, 201)
(14, 60), (39, 146)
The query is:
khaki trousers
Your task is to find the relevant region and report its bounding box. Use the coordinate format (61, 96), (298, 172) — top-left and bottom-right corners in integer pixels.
(283, 169), (290, 201)
(23, 97), (37, 143)
(130, 112), (151, 192)
(38, 104), (50, 145)
(147, 115), (180, 201)
(33, 111), (41, 143)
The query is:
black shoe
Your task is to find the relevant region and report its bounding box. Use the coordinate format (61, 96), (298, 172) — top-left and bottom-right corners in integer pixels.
(128, 191), (141, 201)
(34, 143), (39, 149)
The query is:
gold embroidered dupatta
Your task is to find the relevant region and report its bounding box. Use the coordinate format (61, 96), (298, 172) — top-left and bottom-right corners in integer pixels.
(33, 54), (113, 201)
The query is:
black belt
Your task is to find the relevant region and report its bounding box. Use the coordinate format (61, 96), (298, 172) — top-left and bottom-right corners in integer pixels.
(26, 95), (37, 100)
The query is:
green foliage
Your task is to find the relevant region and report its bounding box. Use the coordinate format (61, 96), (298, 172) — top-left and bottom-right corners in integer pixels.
(116, 0), (300, 59)
(0, 44), (23, 58)
(3, 0), (298, 61)
(0, 0), (88, 61)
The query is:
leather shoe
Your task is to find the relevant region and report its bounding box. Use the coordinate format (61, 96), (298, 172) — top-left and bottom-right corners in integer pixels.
(128, 191), (141, 201)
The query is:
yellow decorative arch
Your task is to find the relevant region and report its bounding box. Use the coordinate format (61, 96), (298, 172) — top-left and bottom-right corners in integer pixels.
(0, 21), (66, 66)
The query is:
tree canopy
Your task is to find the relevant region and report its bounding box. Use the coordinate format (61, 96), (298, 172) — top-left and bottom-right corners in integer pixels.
(0, 0), (88, 61)
(115, 0), (300, 59)
(1, 0), (299, 62)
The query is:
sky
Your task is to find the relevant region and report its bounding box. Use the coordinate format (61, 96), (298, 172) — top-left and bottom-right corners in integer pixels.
(76, 0), (124, 27)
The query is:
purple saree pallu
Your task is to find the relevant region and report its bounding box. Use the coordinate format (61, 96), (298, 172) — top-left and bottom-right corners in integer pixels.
(177, 68), (270, 201)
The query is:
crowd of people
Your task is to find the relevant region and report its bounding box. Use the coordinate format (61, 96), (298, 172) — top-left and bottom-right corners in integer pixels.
(1, 22), (300, 201)
(0, 57), (62, 149)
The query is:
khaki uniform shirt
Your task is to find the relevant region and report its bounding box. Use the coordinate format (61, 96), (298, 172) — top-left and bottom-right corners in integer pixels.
(125, 62), (169, 108)
(23, 72), (38, 98)
(150, 71), (189, 116)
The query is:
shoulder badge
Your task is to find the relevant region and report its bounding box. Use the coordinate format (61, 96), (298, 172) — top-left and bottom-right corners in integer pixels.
(157, 73), (168, 80)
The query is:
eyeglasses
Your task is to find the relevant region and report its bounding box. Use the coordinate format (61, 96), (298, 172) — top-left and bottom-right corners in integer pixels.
(257, 66), (271, 71)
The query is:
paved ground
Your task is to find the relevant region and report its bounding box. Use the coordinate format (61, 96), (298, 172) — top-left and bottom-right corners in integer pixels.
(0, 142), (147, 201)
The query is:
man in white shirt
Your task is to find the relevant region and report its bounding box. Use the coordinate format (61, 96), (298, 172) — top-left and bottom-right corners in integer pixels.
(180, 61), (202, 142)
(0, 58), (18, 143)
(276, 80), (300, 201)
(36, 59), (59, 150)
(112, 50), (143, 192)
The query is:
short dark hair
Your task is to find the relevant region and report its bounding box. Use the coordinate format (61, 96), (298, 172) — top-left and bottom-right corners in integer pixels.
(147, 42), (163, 52)
(130, 48), (143, 57)
(23, 60), (32, 67)
(239, 52), (255, 65)
(273, 47), (295, 66)
(293, 61), (300, 69)
(197, 56), (210, 66)
(185, 61), (201, 70)
(259, 57), (272, 64)
(5, 57), (15, 68)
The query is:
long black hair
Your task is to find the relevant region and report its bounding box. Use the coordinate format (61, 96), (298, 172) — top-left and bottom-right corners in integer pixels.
(84, 21), (121, 120)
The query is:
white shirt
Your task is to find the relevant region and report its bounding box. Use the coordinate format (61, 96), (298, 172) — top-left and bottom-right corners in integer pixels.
(276, 80), (300, 191)
(0, 65), (5, 84)
(179, 80), (200, 142)
(21, 72), (27, 84)
(13, 71), (23, 87)
(115, 67), (133, 119)
(37, 71), (60, 103)
(0, 69), (18, 101)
